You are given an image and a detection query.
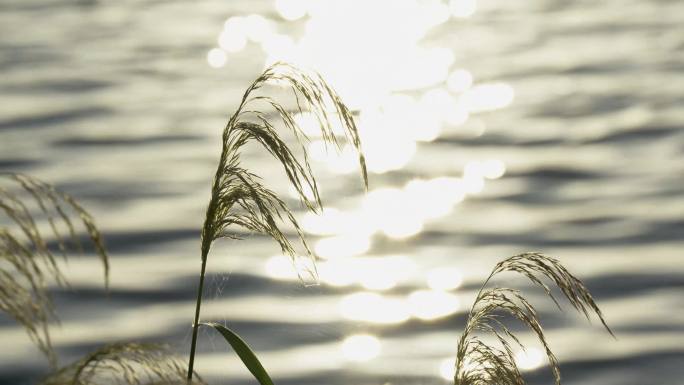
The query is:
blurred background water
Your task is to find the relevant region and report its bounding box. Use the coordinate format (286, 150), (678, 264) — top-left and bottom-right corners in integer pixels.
(1, 0), (683, 384)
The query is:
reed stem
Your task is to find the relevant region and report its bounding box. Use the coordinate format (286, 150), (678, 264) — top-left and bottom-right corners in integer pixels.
(187, 251), (208, 382)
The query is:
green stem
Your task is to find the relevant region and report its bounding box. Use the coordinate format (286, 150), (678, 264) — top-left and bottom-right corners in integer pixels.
(187, 252), (208, 382)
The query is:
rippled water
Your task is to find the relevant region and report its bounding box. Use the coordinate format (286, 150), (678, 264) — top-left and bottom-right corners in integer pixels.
(1, 0), (683, 384)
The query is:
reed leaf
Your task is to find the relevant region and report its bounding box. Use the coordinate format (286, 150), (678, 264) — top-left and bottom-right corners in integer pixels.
(187, 62), (368, 380)
(0, 172), (108, 367)
(202, 322), (275, 385)
(454, 253), (613, 385)
(40, 343), (206, 385)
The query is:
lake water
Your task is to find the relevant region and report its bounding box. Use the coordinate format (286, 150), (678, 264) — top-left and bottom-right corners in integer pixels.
(1, 0), (683, 384)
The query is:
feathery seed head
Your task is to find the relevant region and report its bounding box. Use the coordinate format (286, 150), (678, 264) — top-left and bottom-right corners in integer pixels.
(200, 62), (367, 276)
(454, 253), (612, 385)
(40, 343), (206, 385)
(0, 172), (108, 367)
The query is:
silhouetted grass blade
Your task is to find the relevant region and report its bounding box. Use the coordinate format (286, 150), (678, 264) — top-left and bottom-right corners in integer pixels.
(202, 322), (275, 385)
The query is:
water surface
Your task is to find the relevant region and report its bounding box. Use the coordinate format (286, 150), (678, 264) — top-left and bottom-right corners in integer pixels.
(1, 0), (683, 384)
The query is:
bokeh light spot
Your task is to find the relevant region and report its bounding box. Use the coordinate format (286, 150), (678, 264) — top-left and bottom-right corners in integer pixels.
(341, 334), (381, 362)
(207, 48), (227, 68)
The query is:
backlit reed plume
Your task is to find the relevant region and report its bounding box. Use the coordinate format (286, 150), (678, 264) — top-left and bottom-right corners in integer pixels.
(40, 343), (206, 385)
(0, 172), (108, 367)
(454, 253), (613, 385)
(187, 62), (368, 380)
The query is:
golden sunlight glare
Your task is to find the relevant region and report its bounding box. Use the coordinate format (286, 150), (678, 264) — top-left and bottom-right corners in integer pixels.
(407, 290), (460, 321)
(439, 357), (456, 380)
(341, 334), (382, 362)
(427, 267), (464, 291)
(206, 48), (227, 68)
(514, 347), (545, 371)
(339, 292), (410, 324)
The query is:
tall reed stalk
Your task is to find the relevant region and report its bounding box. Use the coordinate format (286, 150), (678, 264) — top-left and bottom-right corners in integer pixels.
(185, 62), (367, 381)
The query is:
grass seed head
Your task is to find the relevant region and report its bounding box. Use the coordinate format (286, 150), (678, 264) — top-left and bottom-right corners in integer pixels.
(0, 172), (108, 368)
(200, 62), (367, 274)
(454, 253), (612, 385)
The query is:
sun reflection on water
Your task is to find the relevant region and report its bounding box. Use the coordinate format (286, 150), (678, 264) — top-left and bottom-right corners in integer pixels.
(314, 234), (371, 259)
(514, 347), (544, 371)
(358, 112), (418, 173)
(206, 0), (514, 201)
(307, 140), (359, 174)
(318, 259), (358, 287)
(206, 48), (227, 68)
(264, 254), (317, 283)
(439, 357), (456, 380)
(243, 14), (274, 43)
(265, 254), (297, 280)
(274, 0), (309, 21)
(447, 68), (474, 93)
(299, 166), (502, 244)
(362, 187), (422, 239)
(408, 290), (460, 320)
(267, 254), (418, 290)
(355, 256), (415, 291)
(339, 292), (410, 324)
(301, 207), (355, 236)
(449, 0), (477, 18)
(460, 83), (515, 113)
(341, 334), (382, 362)
(405, 177), (466, 220)
(218, 19), (247, 53)
(338, 286), (461, 324)
(216, 3), (520, 370)
(427, 267), (464, 291)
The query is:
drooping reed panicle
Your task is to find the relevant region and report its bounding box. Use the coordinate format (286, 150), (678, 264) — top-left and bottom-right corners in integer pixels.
(454, 253), (613, 385)
(0, 172), (108, 368)
(187, 62), (368, 380)
(40, 342), (206, 385)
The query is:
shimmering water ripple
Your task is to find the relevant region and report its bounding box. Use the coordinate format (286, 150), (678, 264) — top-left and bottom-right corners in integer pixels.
(1, 0), (683, 384)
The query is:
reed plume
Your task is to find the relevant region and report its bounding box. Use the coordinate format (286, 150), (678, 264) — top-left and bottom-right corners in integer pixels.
(454, 253), (613, 385)
(40, 343), (205, 385)
(0, 172), (108, 367)
(187, 62), (368, 381)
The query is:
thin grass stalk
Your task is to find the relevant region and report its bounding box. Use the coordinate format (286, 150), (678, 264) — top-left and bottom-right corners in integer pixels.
(187, 139), (228, 382)
(185, 62), (366, 382)
(186, 253), (208, 382)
